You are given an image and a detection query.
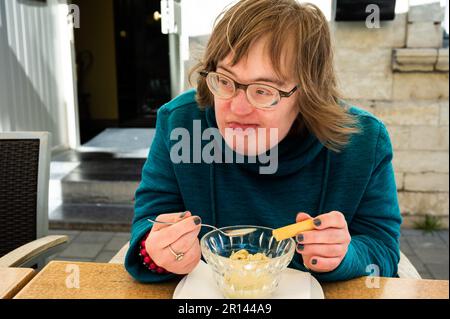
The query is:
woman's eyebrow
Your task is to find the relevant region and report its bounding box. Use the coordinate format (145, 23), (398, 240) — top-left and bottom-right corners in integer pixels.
(217, 65), (286, 87)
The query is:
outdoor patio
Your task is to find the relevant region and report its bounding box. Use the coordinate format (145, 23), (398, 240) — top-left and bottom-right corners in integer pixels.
(1, 0), (449, 302)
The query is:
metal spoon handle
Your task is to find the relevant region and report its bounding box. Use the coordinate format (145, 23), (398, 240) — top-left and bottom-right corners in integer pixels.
(146, 218), (255, 237)
(147, 218), (219, 231)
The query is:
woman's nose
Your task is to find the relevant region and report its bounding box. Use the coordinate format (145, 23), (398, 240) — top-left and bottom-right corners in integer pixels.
(229, 89), (254, 115)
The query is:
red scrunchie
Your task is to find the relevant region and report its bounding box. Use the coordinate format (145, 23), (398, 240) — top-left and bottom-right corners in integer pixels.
(139, 232), (170, 274)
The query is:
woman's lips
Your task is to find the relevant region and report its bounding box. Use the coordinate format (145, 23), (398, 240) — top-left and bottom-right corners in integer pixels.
(226, 122), (259, 130)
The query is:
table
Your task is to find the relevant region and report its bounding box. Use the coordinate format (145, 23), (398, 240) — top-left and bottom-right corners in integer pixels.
(14, 261), (449, 299)
(0, 267), (36, 299)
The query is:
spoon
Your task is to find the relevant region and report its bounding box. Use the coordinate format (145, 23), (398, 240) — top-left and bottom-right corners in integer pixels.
(147, 218), (257, 237)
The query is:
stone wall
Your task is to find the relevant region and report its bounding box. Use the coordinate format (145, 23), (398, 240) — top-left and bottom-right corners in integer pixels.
(332, 3), (449, 228)
(185, 2), (449, 228)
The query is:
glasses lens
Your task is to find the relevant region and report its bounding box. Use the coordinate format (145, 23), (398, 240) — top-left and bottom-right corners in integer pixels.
(207, 73), (235, 98)
(248, 85), (279, 108)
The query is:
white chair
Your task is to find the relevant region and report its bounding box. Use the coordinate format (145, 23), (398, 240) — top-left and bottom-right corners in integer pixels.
(398, 250), (422, 279)
(109, 242), (129, 264)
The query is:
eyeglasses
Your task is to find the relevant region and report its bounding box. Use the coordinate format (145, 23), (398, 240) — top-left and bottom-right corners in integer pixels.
(200, 71), (298, 109)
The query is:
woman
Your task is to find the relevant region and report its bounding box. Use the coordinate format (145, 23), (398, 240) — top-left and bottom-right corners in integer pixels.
(125, 0), (402, 283)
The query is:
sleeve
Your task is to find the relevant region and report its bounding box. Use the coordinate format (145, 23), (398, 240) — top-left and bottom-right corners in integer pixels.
(309, 123), (403, 282)
(124, 107), (186, 283)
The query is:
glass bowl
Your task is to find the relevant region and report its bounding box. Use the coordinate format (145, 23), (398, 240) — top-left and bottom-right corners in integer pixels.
(200, 225), (296, 299)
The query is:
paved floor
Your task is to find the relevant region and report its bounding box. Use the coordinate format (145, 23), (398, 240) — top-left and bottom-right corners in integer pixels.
(47, 228), (449, 280)
(47, 230), (131, 263)
(79, 128), (155, 158)
(399, 229), (448, 279)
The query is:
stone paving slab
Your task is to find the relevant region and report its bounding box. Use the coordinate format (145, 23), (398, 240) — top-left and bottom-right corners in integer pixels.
(95, 251), (118, 263)
(58, 242), (105, 259)
(404, 234), (447, 247)
(426, 262), (449, 280)
(104, 234), (130, 252)
(400, 229), (423, 236)
(80, 128), (155, 158)
(72, 231), (115, 244)
(400, 240), (414, 255)
(49, 203), (133, 232)
(414, 247), (449, 265)
(438, 231), (449, 243)
(399, 230), (448, 279)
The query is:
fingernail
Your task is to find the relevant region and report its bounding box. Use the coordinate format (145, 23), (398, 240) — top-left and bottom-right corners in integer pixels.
(297, 244), (304, 251)
(179, 211), (187, 218)
(194, 217), (202, 225)
(311, 259), (318, 265)
(296, 234), (304, 242)
(313, 218), (322, 227)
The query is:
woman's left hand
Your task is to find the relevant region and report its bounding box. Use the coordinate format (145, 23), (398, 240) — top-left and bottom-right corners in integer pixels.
(295, 211), (351, 273)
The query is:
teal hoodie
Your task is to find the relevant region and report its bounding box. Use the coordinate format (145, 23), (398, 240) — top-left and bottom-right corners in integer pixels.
(125, 89), (402, 283)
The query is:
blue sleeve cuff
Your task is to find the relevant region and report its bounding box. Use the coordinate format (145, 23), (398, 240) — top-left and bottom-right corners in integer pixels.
(124, 219), (179, 283)
(305, 241), (365, 282)
(310, 242), (356, 281)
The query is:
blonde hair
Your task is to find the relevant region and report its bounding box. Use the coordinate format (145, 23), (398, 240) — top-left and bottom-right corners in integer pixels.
(190, 0), (359, 151)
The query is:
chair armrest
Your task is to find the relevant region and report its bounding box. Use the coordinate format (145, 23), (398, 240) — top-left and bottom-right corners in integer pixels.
(109, 242), (129, 264)
(0, 235), (69, 268)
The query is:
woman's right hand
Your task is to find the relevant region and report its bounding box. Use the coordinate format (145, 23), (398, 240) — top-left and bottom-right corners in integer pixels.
(145, 211), (202, 275)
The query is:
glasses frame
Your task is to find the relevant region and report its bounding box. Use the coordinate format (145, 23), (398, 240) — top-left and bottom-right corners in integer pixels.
(199, 70), (299, 108)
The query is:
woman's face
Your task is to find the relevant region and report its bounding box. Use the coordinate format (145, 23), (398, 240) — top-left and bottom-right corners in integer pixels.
(214, 38), (299, 156)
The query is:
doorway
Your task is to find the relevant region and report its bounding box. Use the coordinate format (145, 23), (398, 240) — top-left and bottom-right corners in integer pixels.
(73, 0), (171, 144)
(114, 0), (171, 128)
